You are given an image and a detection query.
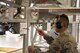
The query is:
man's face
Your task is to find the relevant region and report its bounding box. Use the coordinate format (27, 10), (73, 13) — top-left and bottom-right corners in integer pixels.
(53, 17), (68, 33)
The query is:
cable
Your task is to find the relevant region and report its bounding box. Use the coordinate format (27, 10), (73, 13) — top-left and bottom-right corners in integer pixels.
(13, 7), (21, 17)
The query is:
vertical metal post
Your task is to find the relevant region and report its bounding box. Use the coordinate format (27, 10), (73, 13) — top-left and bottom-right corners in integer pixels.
(76, 0), (80, 43)
(23, 6), (30, 53)
(23, 0), (30, 53)
(31, 24), (34, 45)
(72, 0), (80, 42)
(76, 0), (79, 8)
(23, 32), (28, 53)
(23, 7), (28, 53)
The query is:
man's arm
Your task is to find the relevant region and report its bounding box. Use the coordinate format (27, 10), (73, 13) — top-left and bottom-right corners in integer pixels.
(43, 35), (54, 44)
(37, 29), (54, 44)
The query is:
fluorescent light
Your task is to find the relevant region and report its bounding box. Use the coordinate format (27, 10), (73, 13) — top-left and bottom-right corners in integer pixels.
(0, 1), (10, 6)
(30, 3), (34, 7)
(21, 7), (25, 9)
(0, 1), (6, 5)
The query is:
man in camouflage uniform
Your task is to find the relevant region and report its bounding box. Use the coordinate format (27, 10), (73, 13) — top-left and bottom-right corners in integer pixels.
(28, 14), (79, 53)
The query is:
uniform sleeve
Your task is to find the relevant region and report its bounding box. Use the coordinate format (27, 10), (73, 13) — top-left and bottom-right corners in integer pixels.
(43, 35), (54, 44)
(46, 39), (62, 53)
(62, 41), (79, 53)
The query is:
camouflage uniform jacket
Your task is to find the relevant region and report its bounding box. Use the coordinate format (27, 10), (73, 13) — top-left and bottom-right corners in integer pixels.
(33, 30), (79, 53)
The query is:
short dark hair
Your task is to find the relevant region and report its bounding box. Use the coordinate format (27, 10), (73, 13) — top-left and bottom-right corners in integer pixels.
(55, 14), (69, 28)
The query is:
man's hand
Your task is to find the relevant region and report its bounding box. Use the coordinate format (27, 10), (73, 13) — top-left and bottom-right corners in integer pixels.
(36, 28), (47, 36)
(28, 46), (35, 53)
